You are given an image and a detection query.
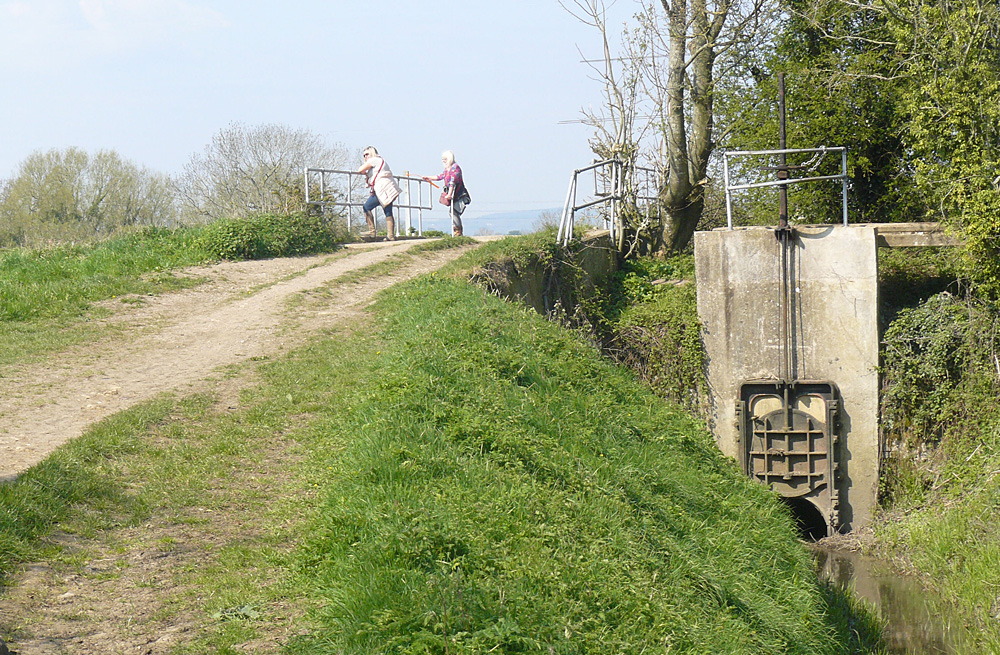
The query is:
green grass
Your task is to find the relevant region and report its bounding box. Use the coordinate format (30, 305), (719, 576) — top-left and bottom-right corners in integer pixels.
(876, 425), (1000, 650)
(277, 275), (882, 654)
(437, 230), (559, 276)
(0, 239), (885, 653)
(408, 235), (477, 254)
(0, 227), (216, 367)
(0, 227), (212, 324)
(875, 259), (1000, 646)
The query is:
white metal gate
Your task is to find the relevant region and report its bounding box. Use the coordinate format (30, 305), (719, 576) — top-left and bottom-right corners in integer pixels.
(304, 167), (437, 237)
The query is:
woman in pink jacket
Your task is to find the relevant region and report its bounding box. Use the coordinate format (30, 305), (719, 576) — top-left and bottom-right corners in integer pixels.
(423, 150), (470, 237)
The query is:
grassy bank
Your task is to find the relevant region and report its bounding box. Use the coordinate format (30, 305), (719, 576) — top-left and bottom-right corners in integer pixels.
(0, 227), (215, 367)
(0, 227), (211, 324)
(0, 253), (883, 653)
(875, 249), (1000, 649)
(0, 217), (350, 368)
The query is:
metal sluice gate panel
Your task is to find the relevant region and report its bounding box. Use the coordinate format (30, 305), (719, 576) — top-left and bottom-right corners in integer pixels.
(736, 381), (841, 534)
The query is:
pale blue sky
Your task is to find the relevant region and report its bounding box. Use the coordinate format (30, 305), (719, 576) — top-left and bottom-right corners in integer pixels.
(0, 0), (634, 228)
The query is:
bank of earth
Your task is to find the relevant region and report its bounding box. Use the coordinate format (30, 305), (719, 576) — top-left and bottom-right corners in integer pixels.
(0, 233), (880, 653)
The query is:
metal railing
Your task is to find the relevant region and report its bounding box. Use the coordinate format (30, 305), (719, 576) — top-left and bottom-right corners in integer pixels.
(304, 167), (436, 237)
(722, 147), (849, 229)
(556, 159), (661, 246)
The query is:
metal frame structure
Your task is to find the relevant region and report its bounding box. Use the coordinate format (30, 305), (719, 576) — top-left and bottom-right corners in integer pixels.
(304, 167), (435, 237)
(556, 159), (661, 247)
(722, 146), (849, 229)
(737, 380), (842, 536)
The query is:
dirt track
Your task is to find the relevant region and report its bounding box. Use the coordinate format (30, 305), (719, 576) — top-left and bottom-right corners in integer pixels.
(0, 239), (480, 481)
(0, 238), (498, 655)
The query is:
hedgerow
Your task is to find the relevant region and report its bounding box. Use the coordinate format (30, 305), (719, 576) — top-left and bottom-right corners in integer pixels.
(198, 212), (344, 261)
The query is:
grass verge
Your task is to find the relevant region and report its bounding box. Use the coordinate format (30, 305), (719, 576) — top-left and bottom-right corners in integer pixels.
(1, 261), (884, 653)
(0, 228), (216, 367)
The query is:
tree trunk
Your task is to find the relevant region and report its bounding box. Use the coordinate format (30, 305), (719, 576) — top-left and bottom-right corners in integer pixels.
(657, 0), (725, 253)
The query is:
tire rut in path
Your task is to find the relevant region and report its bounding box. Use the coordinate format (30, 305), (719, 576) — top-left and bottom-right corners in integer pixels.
(0, 239), (476, 480)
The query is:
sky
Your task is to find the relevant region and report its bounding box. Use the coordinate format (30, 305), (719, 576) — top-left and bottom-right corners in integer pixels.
(0, 0), (635, 233)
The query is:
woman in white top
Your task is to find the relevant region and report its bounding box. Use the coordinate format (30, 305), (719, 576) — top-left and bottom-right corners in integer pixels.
(356, 146), (402, 240)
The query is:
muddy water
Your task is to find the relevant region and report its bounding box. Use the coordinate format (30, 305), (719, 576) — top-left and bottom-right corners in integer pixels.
(814, 547), (978, 654)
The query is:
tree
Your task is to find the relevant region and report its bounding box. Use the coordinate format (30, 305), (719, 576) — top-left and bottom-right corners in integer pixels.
(759, 0), (1000, 292)
(0, 147), (176, 247)
(174, 122), (349, 223)
(722, 0), (928, 226)
(886, 0), (1000, 290)
(566, 0), (776, 253)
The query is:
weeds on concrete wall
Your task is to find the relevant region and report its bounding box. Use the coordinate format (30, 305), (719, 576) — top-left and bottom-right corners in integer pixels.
(875, 248), (1000, 647)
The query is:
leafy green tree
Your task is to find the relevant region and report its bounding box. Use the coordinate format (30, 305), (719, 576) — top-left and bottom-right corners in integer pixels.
(722, 0), (930, 226)
(734, 0), (1000, 291)
(174, 122), (349, 223)
(0, 148), (176, 248)
(889, 0), (1000, 292)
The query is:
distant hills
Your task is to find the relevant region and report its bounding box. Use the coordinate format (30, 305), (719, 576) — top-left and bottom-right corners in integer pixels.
(408, 207), (602, 236)
(408, 208), (561, 236)
(470, 208), (562, 235)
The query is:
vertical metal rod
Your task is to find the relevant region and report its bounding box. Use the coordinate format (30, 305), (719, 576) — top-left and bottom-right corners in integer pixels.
(404, 173), (412, 236)
(724, 154), (733, 229)
(778, 73), (789, 229)
(841, 148), (849, 226)
(780, 231), (788, 382)
(347, 173), (353, 233)
(776, 73), (794, 384)
(568, 176), (579, 245)
(558, 171), (577, 246)
(785, 234), (794, 382)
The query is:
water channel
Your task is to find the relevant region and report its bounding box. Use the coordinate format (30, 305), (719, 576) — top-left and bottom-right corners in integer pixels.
(813, 546), (979, 653)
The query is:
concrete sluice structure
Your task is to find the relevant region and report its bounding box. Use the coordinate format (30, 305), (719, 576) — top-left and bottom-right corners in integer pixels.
(696, 225), (878, 535)
(695, 223), (958, 536)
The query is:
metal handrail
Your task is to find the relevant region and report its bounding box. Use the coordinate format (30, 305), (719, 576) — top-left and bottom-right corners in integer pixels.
(304, 167), (436, 237)
(722, 147), (848, 229)
(557, 159), (661, 246)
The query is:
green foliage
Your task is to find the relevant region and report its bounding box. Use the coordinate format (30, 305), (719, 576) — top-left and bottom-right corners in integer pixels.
(875, 243), (1000, 646)
(449, 230), (561, 275)
(579, 255), (706, 411)
(725, 0), (1000, 302)
(197, 212), (344, 261)
(0, 227), (212, 323)
(282, 274), (879, 654)
(615, 284), (705, 410)
(616, 256), (696, 305)
(877, 288), (1000, 641)
(889, 0), (1000, 295)
(723, 0), (926, 226)
(0, 147), (177, 248)
(880, 292), (1000, 448)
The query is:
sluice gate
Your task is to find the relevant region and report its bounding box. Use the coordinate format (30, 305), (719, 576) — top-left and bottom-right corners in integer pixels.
(738, 380), (841, 537)
(694, 226), (881, 535)
(695, 222), (959, 534)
